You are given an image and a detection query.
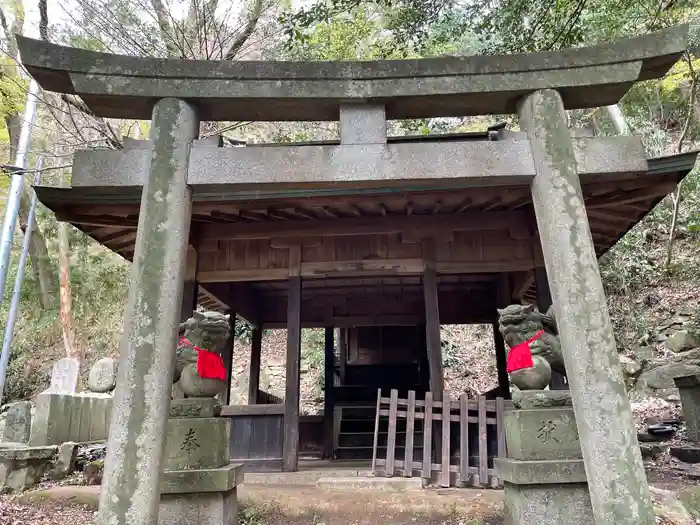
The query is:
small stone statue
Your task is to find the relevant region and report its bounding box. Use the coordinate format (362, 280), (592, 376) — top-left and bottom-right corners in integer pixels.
(497, 304), (566, 390)
(174, 311), (231, 398)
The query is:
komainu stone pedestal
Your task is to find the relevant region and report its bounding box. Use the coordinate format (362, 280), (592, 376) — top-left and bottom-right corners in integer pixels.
(159, 399), (243, 525)
(495, 391), (594, 525)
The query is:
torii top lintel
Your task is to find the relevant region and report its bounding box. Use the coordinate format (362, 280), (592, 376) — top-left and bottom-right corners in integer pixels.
(17, 26), (687, 122)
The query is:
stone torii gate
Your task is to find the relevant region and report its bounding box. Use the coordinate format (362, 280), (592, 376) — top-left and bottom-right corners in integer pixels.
(18, 25), (689, 525)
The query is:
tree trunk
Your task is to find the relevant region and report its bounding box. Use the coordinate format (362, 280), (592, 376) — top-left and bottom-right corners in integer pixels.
(58, 217), (76, 358)
(18, 184), (57, 308)
(5, 113), (21, 155)
(54, 115), (77, 358)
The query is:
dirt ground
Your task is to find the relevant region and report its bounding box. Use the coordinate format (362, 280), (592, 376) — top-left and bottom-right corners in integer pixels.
(239, 484), (504, 524)
(3, 483), (504, 525)
(5, 467), (700, 525)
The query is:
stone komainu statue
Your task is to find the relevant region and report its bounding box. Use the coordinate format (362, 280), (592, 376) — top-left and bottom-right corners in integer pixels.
(497, 304), (566, 390)
(174, 310), (231, 397)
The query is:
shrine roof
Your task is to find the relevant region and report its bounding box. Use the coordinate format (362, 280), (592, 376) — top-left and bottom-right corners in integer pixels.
(33, 151), (698, 314)
(17, 26), (687, 121)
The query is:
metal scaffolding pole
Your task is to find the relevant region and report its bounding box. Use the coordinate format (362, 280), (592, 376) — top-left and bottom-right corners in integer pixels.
(0, 79), (40, 303)
(0, 157), (43, 404)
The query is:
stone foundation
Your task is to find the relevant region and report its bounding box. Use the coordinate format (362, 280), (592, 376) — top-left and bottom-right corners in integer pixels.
(495, 391), (594, 525)
(158, 399), (243, 525)
(160, 490), (238, 525)
(502, 479), (594, 525)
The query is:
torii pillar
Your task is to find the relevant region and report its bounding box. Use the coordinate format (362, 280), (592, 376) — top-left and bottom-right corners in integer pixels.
(518, 89), (654, 525)
(96, 98), (198, 525)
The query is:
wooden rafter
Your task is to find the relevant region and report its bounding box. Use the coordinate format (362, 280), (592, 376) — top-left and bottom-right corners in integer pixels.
(199, 211), (526, 241)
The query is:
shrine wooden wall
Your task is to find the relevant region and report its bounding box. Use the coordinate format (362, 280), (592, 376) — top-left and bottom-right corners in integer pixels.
(196, 225), (538, 283)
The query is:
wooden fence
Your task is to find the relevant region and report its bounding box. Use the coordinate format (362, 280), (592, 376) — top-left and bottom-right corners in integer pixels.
(371, 389), (511, 488)
(257, 389), (284, 405)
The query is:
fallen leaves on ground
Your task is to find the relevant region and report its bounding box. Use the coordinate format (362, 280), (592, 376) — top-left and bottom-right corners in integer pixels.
(0, 496), (95, 525)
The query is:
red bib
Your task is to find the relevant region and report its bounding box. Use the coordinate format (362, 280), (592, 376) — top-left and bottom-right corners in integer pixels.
(179, 338), (227, 380)
(506, 330), (544, 373)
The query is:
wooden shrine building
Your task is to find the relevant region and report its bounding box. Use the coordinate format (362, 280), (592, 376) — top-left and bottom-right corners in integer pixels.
(17, 25), (698, 489)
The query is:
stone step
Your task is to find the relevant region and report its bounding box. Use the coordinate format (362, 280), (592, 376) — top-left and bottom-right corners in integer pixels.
(316, 475), (424, 492)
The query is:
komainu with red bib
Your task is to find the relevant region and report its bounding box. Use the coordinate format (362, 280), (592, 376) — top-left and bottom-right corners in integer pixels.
(173, 311), (231, 397)
(497, 304), (565, 391)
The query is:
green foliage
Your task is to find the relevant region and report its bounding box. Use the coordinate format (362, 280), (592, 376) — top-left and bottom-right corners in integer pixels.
(277, 5), (408, 61)
(279, 0), (452, 52)
(0, 73), (26, 123)
(270, 130), (312, 144)
(0, 63), (27, 149)
(0, 218), (130, 402)
(463, 0), (693, 54)
(302, 329), (326, 391)
(414, 3), (488, 56)
(60, 33), (111, 53)
(3, 339), (50, 401)
(600, 167), (700, 296)
(238, 503), (267, 525)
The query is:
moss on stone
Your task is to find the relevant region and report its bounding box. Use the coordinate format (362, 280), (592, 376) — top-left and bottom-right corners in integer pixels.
(679, 486), (700, 519)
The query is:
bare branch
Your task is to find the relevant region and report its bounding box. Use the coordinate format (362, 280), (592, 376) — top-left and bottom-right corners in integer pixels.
(674, 53), (696, 155)
(150, 0), (185, 57)
(224, 0), (264, 60)
(38, 0), (49, 40)
(0, 0), (25, 59)
(0, 7), (9, 36)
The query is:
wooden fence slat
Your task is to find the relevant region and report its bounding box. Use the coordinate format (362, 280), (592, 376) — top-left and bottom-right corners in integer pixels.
(440, 392), (451, 487)
(403, 390), (416, 477)
(379, 409), (496, 426)
(422, 392), (433, 479)
(459, 394), (469, 484)
(478, 395), (488, 485)
(386, 389), (399, 477)
(374, 389), (506, 488)
(371, 388), (382, 475)
(379, 397), (511, 412)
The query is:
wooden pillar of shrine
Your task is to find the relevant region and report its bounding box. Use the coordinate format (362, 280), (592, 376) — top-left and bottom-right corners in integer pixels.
(248, 326), (263, 404)
(422, 240), (444, 400)
(323, 327), (335, 459)
(222, 313), (235, 405)
(338, 328), (347, 384)
(494, 274), (511, 399)
(534, 267), (552, 312)
(283, 245), (302, 472)
(179, 245), (198, 323)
